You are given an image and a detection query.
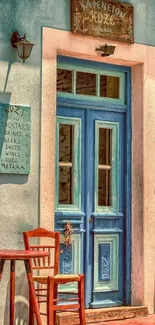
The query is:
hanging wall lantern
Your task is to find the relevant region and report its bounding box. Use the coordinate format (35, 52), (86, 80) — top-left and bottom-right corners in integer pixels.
(10, 31), (35, 63)
(96, 44), (116, 57)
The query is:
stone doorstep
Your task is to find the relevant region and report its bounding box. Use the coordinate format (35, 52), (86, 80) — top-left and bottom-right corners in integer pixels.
(56, 306), (148, 325)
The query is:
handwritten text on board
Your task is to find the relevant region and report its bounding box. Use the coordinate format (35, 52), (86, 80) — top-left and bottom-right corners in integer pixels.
(71, 0), (134, 43)
(0, 104), (31, 174)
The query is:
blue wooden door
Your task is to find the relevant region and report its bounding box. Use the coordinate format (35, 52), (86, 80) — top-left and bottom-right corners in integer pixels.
(55, 105), (126, 308)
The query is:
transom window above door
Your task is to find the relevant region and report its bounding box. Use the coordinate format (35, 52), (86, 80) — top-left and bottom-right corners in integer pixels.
(57, 62), (125, 104)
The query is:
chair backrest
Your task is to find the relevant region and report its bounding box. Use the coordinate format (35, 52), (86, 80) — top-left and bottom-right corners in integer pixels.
(23, 228), (60, 275)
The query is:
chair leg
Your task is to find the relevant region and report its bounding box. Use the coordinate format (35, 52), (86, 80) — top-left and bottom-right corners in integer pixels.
(24, 260), (42, 325)
(53, 283), (58, 325)
(29, 294), (34, 325)
(47, 277), (55, 325)
(78, 275), (86, 325)
(10, 260), (16, 325)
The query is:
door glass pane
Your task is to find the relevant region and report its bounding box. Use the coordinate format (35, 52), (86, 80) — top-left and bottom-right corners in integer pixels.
(59, 166), (72, 204)
(100, 75), (119, 99)
(98, 128), (112, 207)
(57, 69), (72, 93)
(59, 124), (73, 163)
(76, 71), (96, 96)
(59, 124), (74, 204)
(98, 169), (111, 206)
(99, 128), (111, 165)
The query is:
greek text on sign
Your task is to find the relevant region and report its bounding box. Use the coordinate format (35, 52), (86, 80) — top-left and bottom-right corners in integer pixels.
(0, 104), (31, 174)
(71, 0), (134, 43)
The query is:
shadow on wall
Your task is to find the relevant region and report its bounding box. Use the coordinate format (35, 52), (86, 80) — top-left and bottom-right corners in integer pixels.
(4, 272), (29, 325)
(0, 58), (12, 121)
(0, 174), (28, 185)
(0, 50), (17, 108)
(0, 57), (30, 186)
(0, 92), (11, 105)
(0, 47), (16, 99)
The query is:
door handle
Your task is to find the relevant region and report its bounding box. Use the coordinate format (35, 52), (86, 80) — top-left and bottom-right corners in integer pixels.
(89, 217), (92, 224)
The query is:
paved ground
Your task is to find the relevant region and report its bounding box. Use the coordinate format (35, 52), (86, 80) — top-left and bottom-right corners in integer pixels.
(90, 315), (155, 324)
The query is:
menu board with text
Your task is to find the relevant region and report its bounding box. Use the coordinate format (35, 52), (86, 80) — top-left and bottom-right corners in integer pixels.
(0, 104), (31, 174)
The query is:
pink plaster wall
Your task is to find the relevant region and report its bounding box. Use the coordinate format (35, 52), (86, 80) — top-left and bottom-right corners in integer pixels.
(131, 64), (144, 306)
(41, 27), (155, 313)
(41, 57), (57, 230)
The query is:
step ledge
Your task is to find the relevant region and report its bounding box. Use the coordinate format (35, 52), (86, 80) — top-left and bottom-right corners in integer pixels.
(56, 306), (148, 325)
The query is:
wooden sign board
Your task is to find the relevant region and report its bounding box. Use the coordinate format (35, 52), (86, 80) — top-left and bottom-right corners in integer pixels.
(71, 0), (134, 43)
(0, 104), (31, 174)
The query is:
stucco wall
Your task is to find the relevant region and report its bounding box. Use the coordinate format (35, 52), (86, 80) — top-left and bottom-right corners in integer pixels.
(0, 0), (155, 323)
(1, 0), (155, 65)
(0, 62), (40, 323)
(0, 1), (69, 323)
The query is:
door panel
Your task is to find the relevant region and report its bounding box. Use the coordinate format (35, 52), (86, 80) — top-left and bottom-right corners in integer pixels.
(55, 106), (125, 308)
(55, 108), (85, 294)
(86, 110), (125, 308)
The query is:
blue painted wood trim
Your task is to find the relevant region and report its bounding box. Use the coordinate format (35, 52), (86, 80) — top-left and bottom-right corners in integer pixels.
(91, 212), (123, 218)
(57, 220), (83, 225)
(85, 108), (94, 307)
(55, 211), (85, 218)
(58, 55), (130, 73)
(55, 116), (81, 212)
(125, 68), (132, 305)
(57, 55), (126, 105)
(57, 93), (124, 106)
(57, 97), (127, 113)
(92, 228), (123, 234)
(56, 58), (132, 306)
(94, 120), (120, 213)
(93, 216), (123, 220)
(55, 228), (86, 234)
(99, 243), (111, 282)
(60, 243), (73, 274)
(90, 300), (123, 308)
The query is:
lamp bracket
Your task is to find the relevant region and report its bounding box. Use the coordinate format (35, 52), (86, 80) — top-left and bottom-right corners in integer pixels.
(10, 31), (25, 48)
(96, 44), (116, 57)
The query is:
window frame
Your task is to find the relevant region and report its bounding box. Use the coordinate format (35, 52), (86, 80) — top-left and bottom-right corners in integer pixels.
(57, 63), (125, 105)
(55, 116), (81, 212)
(95, 121), (119, 213)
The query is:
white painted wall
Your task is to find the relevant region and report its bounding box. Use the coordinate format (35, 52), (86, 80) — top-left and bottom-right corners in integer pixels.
(0, 61), (40, 324)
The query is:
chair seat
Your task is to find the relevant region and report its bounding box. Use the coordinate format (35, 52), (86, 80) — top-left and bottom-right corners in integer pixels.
(54, 274), (80, 280)
(33, 274), (81, 284)
(33, 276), (47, 284)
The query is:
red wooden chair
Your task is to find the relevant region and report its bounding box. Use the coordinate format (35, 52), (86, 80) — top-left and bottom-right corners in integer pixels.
(23, 227), (86, 325)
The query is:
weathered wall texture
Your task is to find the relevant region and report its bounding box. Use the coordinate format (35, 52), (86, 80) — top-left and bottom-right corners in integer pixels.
(0, 62), (40, 323)
(125, 0), (155, 46)
(0, 1), (69, 323)
(0, 0), (155, 323)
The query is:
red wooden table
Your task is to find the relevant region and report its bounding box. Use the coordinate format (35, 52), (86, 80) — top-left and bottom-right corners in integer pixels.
(0, 249), (49, 325)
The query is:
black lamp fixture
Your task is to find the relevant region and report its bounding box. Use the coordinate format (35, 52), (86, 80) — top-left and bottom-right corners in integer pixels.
(10, 31), (35, 63)
(96, 44), (116, 57)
